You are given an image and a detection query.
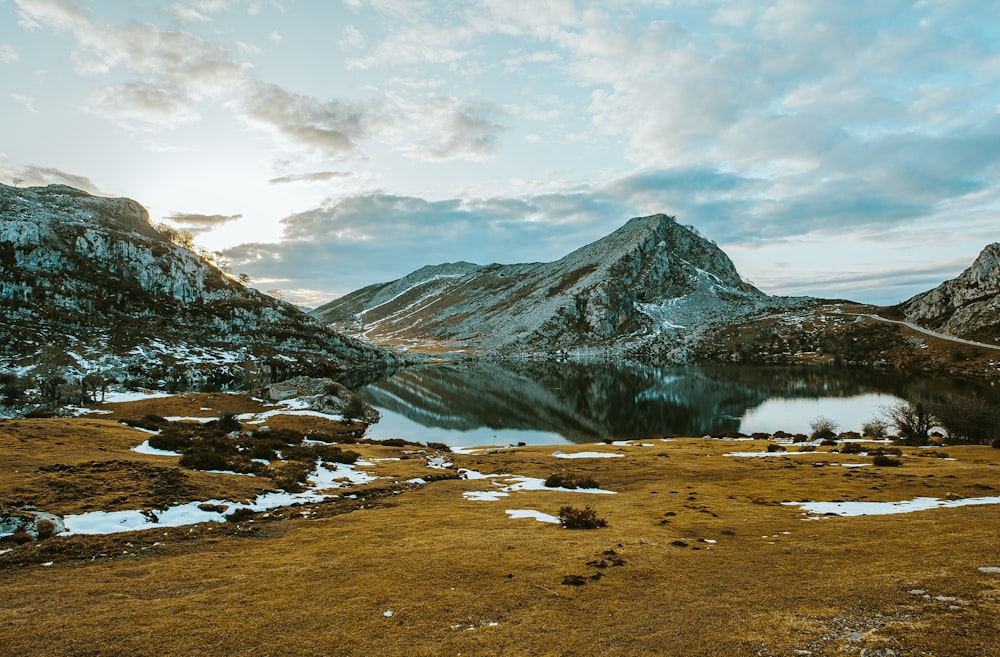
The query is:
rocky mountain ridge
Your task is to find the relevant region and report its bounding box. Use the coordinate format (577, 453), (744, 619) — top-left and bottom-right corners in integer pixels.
(0, 183), (396, 396)
(897, 242), (1000, 343)
(313, 214), (816, 357)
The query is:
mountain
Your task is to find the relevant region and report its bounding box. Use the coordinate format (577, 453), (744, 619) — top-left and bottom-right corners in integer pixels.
(0, 183), (396, 392)
(313, 214), (813, 357)
(897, 243), (1000, 343)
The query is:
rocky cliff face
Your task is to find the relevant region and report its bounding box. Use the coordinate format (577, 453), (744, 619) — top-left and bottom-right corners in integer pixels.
(0, 183), (395, 392)
(313, 214), (813, 357)
(899, 243), (1000, 343)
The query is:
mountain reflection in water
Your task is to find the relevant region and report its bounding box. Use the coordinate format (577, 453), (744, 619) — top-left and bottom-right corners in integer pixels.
(355, 362), (995, 445)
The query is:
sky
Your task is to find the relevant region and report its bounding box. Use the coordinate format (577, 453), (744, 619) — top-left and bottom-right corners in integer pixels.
(2, 0), (999, 307)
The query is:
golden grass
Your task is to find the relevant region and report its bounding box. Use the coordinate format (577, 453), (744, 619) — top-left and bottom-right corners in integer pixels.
(1, 394), (999, 656)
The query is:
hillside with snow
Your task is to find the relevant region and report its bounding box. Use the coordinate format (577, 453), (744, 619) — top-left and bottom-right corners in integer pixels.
(313, 214), (816, 358)
(0, 183), (396, 393)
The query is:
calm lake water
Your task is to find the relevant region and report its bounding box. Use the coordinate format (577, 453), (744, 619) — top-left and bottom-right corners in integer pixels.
(355, 361), (998, 446)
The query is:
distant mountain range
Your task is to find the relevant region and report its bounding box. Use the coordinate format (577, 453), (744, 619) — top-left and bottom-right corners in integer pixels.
(0, 183), (395, 392)
(312, 214), (815, 358)
(2, 184), (997, 396)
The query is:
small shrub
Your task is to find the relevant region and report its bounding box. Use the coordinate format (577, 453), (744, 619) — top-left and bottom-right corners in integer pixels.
(873, 455), (902, 467)
(123, 414), (168, 431)
(991, 438), (1000, 449)
(35, 519), (57, 540)
(862, 417), (889, 438)
(773, 431), (792, 440)
(426, 442), (450, 451)
(179, 448), (230, 471)
(148, 429), (193, 452)
(315, 445), (360, 465)
(839, 442), (865, 455)
(225, 508), (256, 523)
(810, 416), (839, 441)
(751, 432), (771, 440)
(869, 446), (902, 457)
(545, 472), (600, 489)
(209, 412), (242, 434)
(766, 444), (786, 453)
(245, 443), (277, 461)
(7, 529), (33, 545)
(820, 438), (837, 446)
(558, 505), (607, 530)
(798, 445), (816, 452)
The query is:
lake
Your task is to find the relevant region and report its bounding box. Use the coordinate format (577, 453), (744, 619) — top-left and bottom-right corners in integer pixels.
(355, 361), (998, 446)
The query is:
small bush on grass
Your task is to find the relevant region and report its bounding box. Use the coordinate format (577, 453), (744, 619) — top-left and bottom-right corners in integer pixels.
(122, 414), (168, 431)
(225, 508), (256, 523)
(245, 443), (277, 461)
(869, 446), (902, 457)
(992, 438), (1000, 449)
(839, 442), (865, 455)
(179, 436), (241, 471)
(862, 417), (889, 438)
(35, 519), (57, 540)
(148, 429), (193, 452)
(270, 461), (312, 492)
(558, 505), (607, 529)
(545, 472), (600, 489)
(873, 455), (902, 467)
(314, 445), (360, 465)
(211, 412), (242, 434)
(766, 444), (786, 453)
(810, 416), (839, 441)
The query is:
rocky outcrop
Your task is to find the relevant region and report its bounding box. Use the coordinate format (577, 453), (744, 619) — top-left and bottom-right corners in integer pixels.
(0, 183), (397, 392)
(899, 243), (1000, 342)
(313, 214), (813, 357)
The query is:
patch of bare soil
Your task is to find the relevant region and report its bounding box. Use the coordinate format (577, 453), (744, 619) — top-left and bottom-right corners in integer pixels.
(1, 395), (999, 656)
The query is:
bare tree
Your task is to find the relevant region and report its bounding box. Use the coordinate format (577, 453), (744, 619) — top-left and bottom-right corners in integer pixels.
(882, 400), (939, 445)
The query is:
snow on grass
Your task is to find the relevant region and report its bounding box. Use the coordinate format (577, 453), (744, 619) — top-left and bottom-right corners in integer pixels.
(551, 450), (624, 459)
(236, 399), (343, 424)
(464, 491), (508, 501)
(786, 495), (1000, 518)
(61, 460), (377, 535)
(725, 451), (834, 458)
(102, 390), (177, 403)
(426, 455), (453, 469)
(505, 509), (560, 523)
(460, 469), (616, 501)
(131, 440), (180, 456)
(66, 407), (113, 416)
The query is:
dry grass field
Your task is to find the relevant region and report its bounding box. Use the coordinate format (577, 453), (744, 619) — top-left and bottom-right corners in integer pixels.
(2, 393), (1000, 656)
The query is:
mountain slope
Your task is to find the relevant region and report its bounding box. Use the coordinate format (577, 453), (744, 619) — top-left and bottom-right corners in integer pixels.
(897, 243), (1000, 344)
(0, 183), (396, 390)
(313, 214), (811, 355)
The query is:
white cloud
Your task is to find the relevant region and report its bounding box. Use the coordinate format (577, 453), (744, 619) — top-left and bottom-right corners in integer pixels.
(172, 3), (212, 23)
(0, 43), (18, 63)
(339, 24), (365, 51)
(11, 93), (37, 112)
(237, 81), (367, 156)
(269, 30), (283, 44)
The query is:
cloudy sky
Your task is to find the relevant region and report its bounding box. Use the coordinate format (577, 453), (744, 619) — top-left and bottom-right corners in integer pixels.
(2, 0), (999, 306)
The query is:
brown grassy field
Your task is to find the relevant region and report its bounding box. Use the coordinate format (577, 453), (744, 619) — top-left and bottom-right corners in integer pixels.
(2, 393), (999, 656)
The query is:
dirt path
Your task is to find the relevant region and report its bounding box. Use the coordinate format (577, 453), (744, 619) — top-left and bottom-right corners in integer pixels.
(847, 313), (1000, 351)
